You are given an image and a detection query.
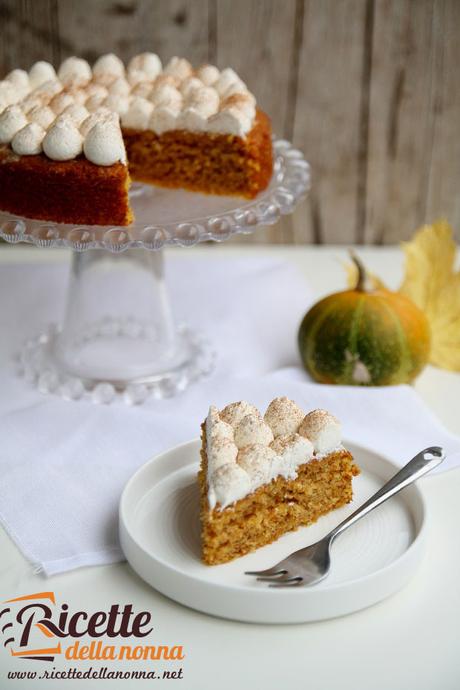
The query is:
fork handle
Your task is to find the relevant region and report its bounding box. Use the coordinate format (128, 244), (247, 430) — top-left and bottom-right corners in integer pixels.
(329, 446), (445, 542)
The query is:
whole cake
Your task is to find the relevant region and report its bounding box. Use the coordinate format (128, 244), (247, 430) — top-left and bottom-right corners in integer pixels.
(199, 397), (360, 565)
(0, 54), (273, 226)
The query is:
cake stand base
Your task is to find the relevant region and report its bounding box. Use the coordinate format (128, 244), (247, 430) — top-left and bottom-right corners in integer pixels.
(18, 250), (214, 404)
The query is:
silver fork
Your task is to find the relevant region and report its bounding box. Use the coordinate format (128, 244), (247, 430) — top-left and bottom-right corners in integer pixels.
(245, 446), (445, 588)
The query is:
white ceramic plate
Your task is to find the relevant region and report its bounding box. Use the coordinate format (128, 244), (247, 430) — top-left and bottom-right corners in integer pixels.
(119, 440), (427, 624)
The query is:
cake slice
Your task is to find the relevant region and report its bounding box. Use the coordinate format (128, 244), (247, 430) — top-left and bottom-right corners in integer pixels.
(199, 397), (360, 565)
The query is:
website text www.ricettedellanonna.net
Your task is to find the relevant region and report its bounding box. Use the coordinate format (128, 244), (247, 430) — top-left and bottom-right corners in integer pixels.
(7, 666), (184, 681)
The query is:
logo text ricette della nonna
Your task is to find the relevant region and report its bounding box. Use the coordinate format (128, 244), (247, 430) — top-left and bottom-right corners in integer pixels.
(1, 592), (184, 662)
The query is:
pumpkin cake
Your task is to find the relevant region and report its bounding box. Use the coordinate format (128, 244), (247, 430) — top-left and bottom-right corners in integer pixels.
(0, 54), (273, 226)
(199, 397), (360, 565)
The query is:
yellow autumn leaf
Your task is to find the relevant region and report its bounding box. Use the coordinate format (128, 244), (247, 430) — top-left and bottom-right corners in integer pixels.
(399, 220), (460, 371)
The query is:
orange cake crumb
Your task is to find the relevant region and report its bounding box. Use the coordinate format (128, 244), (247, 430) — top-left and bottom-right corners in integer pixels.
(199, 423), (359, 566)
(0, 146), (132, 226)
(124, 110), (272, 199)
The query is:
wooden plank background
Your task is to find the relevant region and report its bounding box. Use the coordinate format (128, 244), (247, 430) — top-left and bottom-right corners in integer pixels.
(1, 0), (459, 244)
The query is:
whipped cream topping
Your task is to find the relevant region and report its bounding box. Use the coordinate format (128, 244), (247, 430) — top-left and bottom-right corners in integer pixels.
(35, 79), (62, 97)
(153, 74), (176, 89)
(164, 57), (193, 81)
(108, 78), (131, 97)
(131, 81), (152, 98)
(128, 52), (162, 80)
(270, 434), (314, 476)
(237, 444), (276, 484)
(214, 68), (247, 96)
(208, 107), (252, 136)
(0, 54), (256, 164)
(264, 396), (305, 437)
(103, 94), (131, 116)
(149, 83), (183, 108)
(11, 122), (45, 155)
(83, 119), (126, 166)
(85, 94), (107, 112)
(196, 64), (220, 86)
(208, 464), (251, 509)
(180, 76), (203, 99)
(220, 401), (259, 427)
(221, 93), (256, 120)
(298, 409), (342, 455)
(122, 97), (154, 130)
(85, 83), (109, 99)
(61, 103), (90, 126)
(0, 105), (28, 143)
(49, 91), (75, 114)
(28, 61), (56, 88)
(5, 69), (29, 95)
(205, 398), (344, 510)
(79, 109), (114, 137)
(177, 108), (207, 132)
(0, 81), (19, 110)
(233, 413), (274, 449)
(93, 54), (125, 81)
(149, 105), (180, 135)
(27, 105), (55, 129)
(43, 118), (83, 160)
(212, 425), (234, 445)
(209, 437), (239, 471)
(126, 70), (146, 87)
(69, 88), (93, 106)
(19, 97), (43, 114)
(186, 87), (219, 117)
(58, 57), (92, 86)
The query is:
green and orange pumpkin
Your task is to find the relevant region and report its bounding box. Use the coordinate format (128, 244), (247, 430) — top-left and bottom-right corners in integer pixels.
(298, 254), (431, 386)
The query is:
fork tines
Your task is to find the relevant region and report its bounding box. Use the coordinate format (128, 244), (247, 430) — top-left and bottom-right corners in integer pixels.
(245, 568), (304, 588)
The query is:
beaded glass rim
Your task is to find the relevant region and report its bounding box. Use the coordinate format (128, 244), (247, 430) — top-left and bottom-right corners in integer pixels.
(0, 138), (310, 252)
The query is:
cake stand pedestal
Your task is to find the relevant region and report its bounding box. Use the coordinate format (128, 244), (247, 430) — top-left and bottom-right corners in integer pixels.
(1, 139), (310, 404)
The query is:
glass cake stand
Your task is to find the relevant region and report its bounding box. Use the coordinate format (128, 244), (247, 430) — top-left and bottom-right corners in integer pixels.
(0, 139), (310, 404)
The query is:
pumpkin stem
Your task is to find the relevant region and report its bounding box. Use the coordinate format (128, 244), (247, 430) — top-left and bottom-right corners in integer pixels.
(349, 250), (367, 292)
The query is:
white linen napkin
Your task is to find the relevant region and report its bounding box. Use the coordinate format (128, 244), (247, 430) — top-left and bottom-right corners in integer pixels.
(0, 258), (459, 576)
